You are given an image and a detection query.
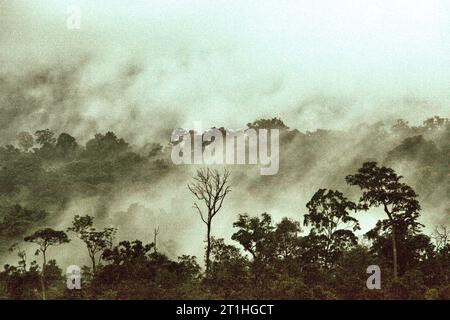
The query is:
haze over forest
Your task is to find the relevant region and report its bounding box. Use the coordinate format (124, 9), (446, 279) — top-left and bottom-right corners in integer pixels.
(0, 1), (448, 299)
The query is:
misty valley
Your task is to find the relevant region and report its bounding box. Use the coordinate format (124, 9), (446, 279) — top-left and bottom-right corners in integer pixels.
(0, 116), (448, 300)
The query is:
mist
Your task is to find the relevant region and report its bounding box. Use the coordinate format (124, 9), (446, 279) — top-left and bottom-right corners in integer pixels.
(0, 0), (449, 268)
(1, 0), (449, 142)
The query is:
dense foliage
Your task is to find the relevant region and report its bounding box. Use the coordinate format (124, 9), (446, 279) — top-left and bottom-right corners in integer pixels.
(0, 116), (448, 299)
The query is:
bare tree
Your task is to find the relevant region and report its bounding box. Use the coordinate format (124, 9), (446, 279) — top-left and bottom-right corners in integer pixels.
(153, 226), (160, 253)
(188, 168), (231, 275)
(432, 225), (450, 251)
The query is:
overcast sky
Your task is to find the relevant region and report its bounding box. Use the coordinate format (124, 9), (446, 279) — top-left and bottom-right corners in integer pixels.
(1, 0), (448, 263)
(1, 0), (449, 139)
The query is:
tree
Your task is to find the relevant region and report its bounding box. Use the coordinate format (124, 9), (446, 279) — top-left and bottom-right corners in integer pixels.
(346, 162), (421, 279)
(430, 225), (450, 284)
(1, 245), (40, 299)
(391, 119), (410, 135)
(34, 129), (56, 159)
(208, 237), (249, 296)
(432, 225), (450, 251)
(232, 213), (275, 261)
(153, 227), (160, 254)
(85, 132), (129, 158)
(188, 168), (231, 275)
(67, 215), (116, 274)
(422, 116), (449, 131)
(97, 240), (155, 297)
(56, 133), (78, 156)
(24, 228), (69, 300)
(231, 213), (276, 290)
(304, 189), (359, 269)
(274, 218), (302, 261)
(16, 132), (34, 152)
(97, 240), (201, 299)
(366, 220), (433, 275)
(102, 240), (154, 267)
(247, 118), (289, 130)
(145, 142), (164, 158)
(386, 135), (442, 167)
(34, 129), (56, 146)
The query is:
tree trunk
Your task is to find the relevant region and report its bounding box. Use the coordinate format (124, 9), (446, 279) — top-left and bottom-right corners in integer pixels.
(384, 205), (398, 280)
(205, 220), (212, 275)
(91, 254), (96, 274)
(41, 250), (47, 300)
(391, 225), (398, 279)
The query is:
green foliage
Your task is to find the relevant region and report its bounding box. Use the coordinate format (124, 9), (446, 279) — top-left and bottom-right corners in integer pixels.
(84, 132), (129, 159)
(24, 228), (70, 251)
(67, 215), (116, 273)
(304, 189), (359, 268)
(56, 133), (79, 158)
(91, 240), (202, 299)
(247, 117), (289, 130)
(0, 249), (40, 299)
(0, 117), (448, 299)
(207, 238), (249, 297)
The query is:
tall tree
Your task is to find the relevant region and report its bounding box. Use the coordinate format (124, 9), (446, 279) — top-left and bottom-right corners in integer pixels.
(232, 213), (275, 262)
(56, 133), (78, 156)
(274, 217), (302, 261)
(188, 168), (231, 275)
(208, 237), (249, 295)
(24, 228), (69, 300)
(232, 213), (276, 291)
(34, 129), (56, 147)
(67, 215), (116, 274)
(346, 162), (421, 279)
(304, 189), (359, 269)
(366, 219), (432, 275)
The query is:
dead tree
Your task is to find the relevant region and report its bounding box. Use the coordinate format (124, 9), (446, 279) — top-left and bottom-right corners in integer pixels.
(153, 227), (160, 253)
(432, 225), (450, 251)
(188, 168), (231, 275)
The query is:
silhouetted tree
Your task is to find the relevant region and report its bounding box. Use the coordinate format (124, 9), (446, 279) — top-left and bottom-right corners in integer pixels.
(24, 228), (69, 300)
(56, 133), (78, 156)
(274, 218), (302, 261)
(247, 118), (289, 130)
(34, 129), (56, 147)
(346, 162), (421, 279)
(208, 237), (249, 297)
(85, 132), (129, 158)
(422, 116), (448, 131)
(67, 215), (116, 274)
(304, 189), (359, 269)
(0, 245), (40, 299)
(232, 213), (276, 291)
(188, 168), (231, 275)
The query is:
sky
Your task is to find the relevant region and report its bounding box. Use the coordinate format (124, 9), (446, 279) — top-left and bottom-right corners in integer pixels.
(0, 0), (449, 142)
(0, 0), (448, 264)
